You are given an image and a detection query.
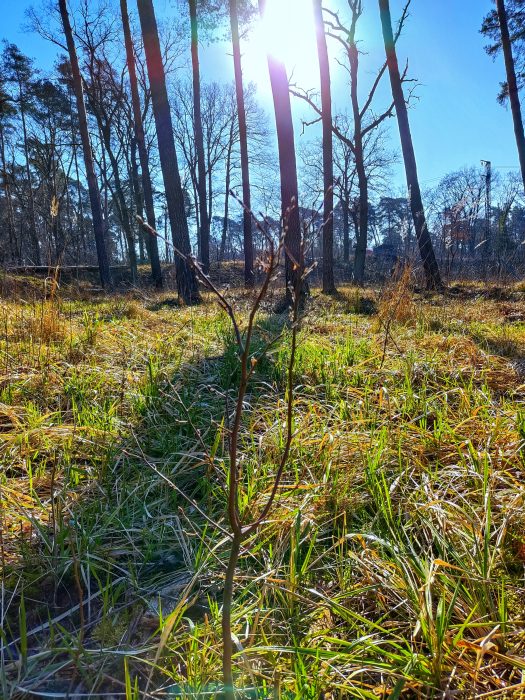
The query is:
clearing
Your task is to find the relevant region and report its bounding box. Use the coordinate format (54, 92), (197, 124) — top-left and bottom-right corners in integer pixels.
(2, 275), (525, 699)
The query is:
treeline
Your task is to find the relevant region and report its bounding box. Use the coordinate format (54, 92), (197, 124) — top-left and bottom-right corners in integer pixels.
(0, 0), (524, 299)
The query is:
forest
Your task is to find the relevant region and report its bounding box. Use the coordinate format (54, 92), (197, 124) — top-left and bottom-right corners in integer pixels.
(2, 0), (525, 698)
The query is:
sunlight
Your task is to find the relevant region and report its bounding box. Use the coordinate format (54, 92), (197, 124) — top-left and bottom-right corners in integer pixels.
(257, 0), (318, 75)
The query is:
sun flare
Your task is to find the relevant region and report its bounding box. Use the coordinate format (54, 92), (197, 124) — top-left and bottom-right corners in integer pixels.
(258, 0), (318, 76)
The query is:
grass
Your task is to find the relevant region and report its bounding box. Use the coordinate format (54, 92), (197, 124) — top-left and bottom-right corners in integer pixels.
(2, 274), (525, 698)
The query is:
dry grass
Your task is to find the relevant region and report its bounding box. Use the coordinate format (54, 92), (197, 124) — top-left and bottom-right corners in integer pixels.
(377, 264), (417, 325)
(1, 278), (525, 698)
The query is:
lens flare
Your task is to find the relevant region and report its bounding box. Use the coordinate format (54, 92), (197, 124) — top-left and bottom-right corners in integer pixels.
(259, 0), (317, 72)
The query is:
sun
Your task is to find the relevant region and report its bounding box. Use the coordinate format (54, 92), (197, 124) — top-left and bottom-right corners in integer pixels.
(254, 0), (319, 80)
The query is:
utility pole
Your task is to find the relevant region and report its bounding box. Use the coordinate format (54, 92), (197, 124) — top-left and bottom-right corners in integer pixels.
(481, 160), (492, 261)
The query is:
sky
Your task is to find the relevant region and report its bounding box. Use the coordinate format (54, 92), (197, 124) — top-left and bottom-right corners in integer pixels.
(0, 0), (520, 193)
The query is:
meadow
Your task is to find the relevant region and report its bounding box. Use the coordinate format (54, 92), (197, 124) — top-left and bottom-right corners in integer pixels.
(2, 272), (525, 699)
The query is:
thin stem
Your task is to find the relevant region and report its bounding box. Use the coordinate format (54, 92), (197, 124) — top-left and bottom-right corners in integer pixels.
(245, 276), (302, 535)
(222, 531), (242, 700)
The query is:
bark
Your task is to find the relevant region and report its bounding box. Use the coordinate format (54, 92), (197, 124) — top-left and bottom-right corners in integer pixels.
(207, 155), (213, 226)
(120, 0), (163, 287)
(348, 41), (369, 285)
(350, 204), (359, 249)
(342, 196), (350, 264)
(192, 178), (200, 254)
(378, 0), (442, 289)
(258, 0), (306, 301)
(496, 0), (525, 195)
(130, 136), (146, 264)
(164, 205), (170, 263)
(229, 0), (254, 287)
(68, 90), (88, 262)
(137, 0), (200, 304)
(58, 0), (112, 287)
(189, 0), (210, 274)
(100, 135), (111, 257)
(313, 0), (336, 293)
(0, 125), (17, 262)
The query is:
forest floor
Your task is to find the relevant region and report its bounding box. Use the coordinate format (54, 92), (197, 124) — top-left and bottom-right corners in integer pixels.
(2, 271), (525, 699)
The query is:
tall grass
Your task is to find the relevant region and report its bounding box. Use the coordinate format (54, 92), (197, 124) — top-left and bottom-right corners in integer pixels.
(1, 278), (525, 698)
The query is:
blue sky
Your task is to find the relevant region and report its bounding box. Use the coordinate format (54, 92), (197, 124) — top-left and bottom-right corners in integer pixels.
(1, 0), (519, 190)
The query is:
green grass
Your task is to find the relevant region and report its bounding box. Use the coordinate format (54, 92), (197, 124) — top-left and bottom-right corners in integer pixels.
(2, 278), (525, 698)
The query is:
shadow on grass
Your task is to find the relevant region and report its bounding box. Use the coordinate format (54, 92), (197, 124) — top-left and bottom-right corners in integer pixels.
(317, 288), (378, 316)
(2, 309), (292, 699)
(468, 328), (524, 360)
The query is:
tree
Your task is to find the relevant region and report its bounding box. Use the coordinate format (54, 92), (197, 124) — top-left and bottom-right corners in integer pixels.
(120, 0), (163, 287)
(313, 0), (336, 294)
(258, 0), (306, 302)
(378, 0), (442, 289)
(57, 58), (92, 265)
(220, 114), (236, 261)
(333, 130), (356, 263)
(173, 80), (234, 256)
(30, 77), (72, 263)
(482, 0), (525, 98)
(492, 0), (525, 194)
(229, 0), (254, 286)
(137, 0), (200, 304)
(3, 44), (41, 265)
(58, 0), (112, 287)
(428, 167), (484, 272)
(0, 66), (17, 262)
(330, 4), (371, 285)
(189, 0), (211, 274)
(82, 53), (138, 283)
(301, 116), (394, 267)
(293, 2), (403, 285)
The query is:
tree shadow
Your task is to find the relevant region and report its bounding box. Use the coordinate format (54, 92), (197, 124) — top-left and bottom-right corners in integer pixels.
(2, 306), (292, 697)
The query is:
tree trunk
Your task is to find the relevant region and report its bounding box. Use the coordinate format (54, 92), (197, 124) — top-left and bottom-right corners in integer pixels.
(130, 137), (146, 264)
(121, 0), (163, 287)
(97, 121), (138, 283)
(350, 205), (359, 252)
(378, 0), (442, 290)
(192, 178), (200, 256)
(313, 0), (336, 294)
(229, 0), (254, 287)
(259, 0), (306, 302)
(137, 0), (199, 304)
(19, 86), (41, 265)
(58, 0), (112, 287)
(189, 0), (210, 274)
(207, 160), (213, 227)
(164, 205), (170, 263)
(100, 140), (112, 259)
(0, 125), (17, 262)
(496, 0), (525, 195)
(342, 196), (350, 264)
(353, 159), (368, 284)
(68, 90), (88, 262)
(221, 129), (234, 262)
(347, 39), (369, 286)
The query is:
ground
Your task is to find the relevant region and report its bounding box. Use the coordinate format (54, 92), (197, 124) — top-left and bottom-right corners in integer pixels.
(2, 271), (525, 699)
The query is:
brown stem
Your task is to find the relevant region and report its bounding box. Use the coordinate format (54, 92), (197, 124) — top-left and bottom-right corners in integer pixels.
(245, 275), (302, 535)
(135, 212), (303, 700)
(222, 530), (242, 700)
